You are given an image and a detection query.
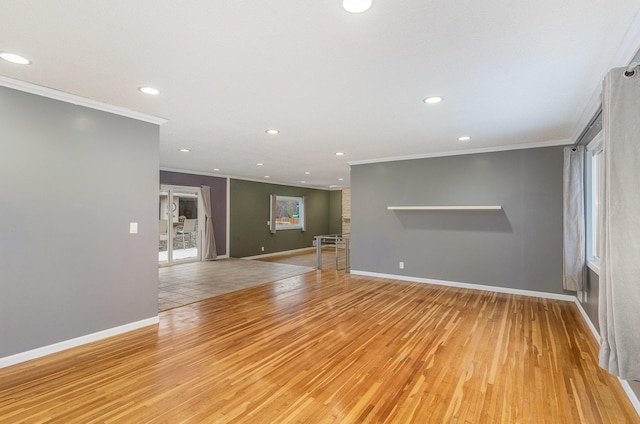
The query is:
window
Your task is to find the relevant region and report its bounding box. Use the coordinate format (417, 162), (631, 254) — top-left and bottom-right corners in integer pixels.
(271, 195), (305, 231)
(585, 132), (603, 270)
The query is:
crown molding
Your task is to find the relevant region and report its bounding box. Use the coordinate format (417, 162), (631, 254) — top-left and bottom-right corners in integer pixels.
(160, 167), (229, 179)
(608, 8), (640, 67)
(0, 75), (168, 125)
(347, 139), (570, 166)
(160, 167), (338, 191)
(571, 90), (603, 145)
(571, 10), (640, 143)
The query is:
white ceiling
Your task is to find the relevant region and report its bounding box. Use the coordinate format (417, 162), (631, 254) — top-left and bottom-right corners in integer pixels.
(2, 1), (640, 188)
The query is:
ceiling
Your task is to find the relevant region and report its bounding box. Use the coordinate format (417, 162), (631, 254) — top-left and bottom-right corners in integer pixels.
(2, 1), (640, 188)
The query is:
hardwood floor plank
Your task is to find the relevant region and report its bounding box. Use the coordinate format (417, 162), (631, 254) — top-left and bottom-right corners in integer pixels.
(0, 271), (638, 423)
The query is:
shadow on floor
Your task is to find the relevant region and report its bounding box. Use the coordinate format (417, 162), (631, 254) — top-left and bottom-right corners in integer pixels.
(256, 247), (348, 270)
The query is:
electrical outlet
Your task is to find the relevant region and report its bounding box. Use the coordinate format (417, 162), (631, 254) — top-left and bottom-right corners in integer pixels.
(399, 261), (404, 269)
(583, 291), (587, 303)
(129, 222), (138, 234)
(261, 246), (265, 252)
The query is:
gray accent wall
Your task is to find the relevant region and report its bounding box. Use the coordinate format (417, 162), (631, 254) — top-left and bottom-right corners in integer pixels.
(329, 190), (343, 235)
(160, 171), (227, 256)
(229, 179), (330, 257)
(351, 146), (565, 294)
(0, 86), (159, 358)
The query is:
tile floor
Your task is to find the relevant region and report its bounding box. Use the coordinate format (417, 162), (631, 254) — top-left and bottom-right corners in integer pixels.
(158, 258), (314, 311)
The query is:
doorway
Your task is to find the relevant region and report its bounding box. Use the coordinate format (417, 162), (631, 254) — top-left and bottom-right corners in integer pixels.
(159, 185), (203, 266)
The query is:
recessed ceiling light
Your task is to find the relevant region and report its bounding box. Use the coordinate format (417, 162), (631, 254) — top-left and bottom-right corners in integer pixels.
(423, 96), (443, 104)
(457, 136), (472, 142)
(138, 86), (160, 95)
(301, 180), (306, 184)
(0, 52), (31, 65)
(256, 163), (263, 166)
(338, 178), (344, 181)
(342, 0), (372, 13)
(264, 175), (270, 178)
(304, 171), (311, 175)
(265, 129), (279, 135)
(335, 152), (345, 156)
(179, 148), (190, 152)
(213, 168), (220, 171)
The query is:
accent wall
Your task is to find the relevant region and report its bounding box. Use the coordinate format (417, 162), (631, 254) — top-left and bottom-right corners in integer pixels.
(229, 179), (330, 257)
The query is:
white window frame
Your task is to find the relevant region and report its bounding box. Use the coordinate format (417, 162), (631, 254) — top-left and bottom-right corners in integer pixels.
(159, 184), (205, 265)
(272, 195), (305, 231)
(585, 132), (603, 274)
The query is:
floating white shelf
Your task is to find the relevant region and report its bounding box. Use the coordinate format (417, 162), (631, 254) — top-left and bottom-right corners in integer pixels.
(387, 205), (502, 211)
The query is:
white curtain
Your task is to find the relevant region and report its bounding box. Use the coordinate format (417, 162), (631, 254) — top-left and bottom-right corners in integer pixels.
(269, 194), (277, 234)
(598, 65), (640, 380)
(200, 185), (217, 260)
(562, 146), (585, 291)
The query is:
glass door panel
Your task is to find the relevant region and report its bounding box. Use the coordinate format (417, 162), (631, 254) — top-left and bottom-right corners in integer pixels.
(171, 192), (199, 262)
(159, 186), (202, 266)
(158, 190), (170, 265)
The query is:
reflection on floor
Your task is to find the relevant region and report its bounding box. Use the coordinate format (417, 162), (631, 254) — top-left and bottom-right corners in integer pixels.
(158, 258), (314, 311)
(257, 247), (348, 270)
(158, 247), (198, 262)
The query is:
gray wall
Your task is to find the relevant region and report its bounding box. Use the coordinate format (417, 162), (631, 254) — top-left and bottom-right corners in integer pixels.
(329, 190), (343, 234)
(0, 86), (159, 358)
(581, 270), (640, 397)
(229, 179), (330, 257)
(583, 267), (600, 332)
(160, 171), (227, 256)
(351, 146), (565, 294)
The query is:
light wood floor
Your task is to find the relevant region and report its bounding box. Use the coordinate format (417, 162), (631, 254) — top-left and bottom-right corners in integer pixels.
(1, 271), (638, 423)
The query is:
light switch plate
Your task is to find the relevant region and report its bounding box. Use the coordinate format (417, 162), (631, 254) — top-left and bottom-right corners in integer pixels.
(130, 222), (138, 234)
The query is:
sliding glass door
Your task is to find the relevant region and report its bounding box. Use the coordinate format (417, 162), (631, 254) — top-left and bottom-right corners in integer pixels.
(158, 186), (203, 266)
(158, 189), (170, 265)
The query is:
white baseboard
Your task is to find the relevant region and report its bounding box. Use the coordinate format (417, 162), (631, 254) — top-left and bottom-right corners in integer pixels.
(619, 379), (640, 417)
(572, 300), (640, 417)
(0, 316), (159, 369)
(243, 246), (315, 260)
(349, 270), (575, 301)
(573, 298), (601, 343)
(350, 269), (640, 418)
